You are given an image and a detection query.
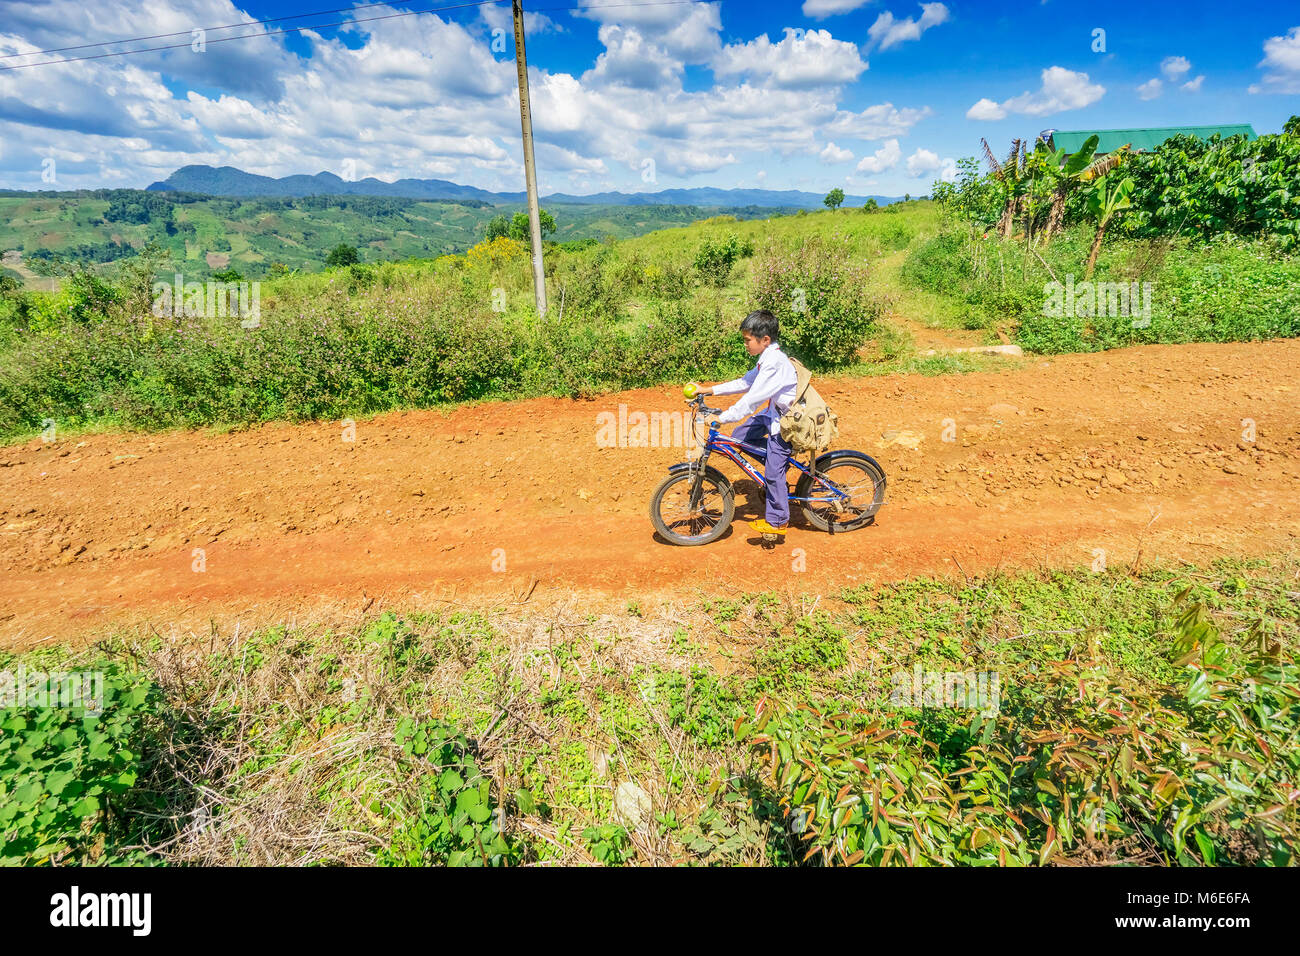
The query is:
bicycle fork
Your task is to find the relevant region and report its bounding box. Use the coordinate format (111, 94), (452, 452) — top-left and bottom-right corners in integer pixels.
(686, 446), (713, 512)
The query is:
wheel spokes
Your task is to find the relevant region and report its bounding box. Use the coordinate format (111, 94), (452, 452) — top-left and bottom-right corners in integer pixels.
(662, 480), (727, 539)
(807, 466), (881, 523)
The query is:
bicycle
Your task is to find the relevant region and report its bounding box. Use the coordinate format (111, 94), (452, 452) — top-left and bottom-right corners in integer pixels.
(649, 394), (887, 546)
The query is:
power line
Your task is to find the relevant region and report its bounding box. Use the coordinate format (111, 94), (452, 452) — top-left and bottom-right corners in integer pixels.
(0, 0), (433, 60)
(0, 0), (718, 70)
(0, 0), (499, 71)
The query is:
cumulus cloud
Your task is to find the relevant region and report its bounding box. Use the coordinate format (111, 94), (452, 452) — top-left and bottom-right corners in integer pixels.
(1182, 75), (1205, 92)
(867, 3), (950, 51)
(582, 25), (683, 90)
(905, 147), (956, 181)
(801, 0), (875, 18)
(855, 138), (901, 173)
(819, 141), (854, 163)
(825, 102), (930, 138)
(1136, 78), (1163, 100)
(0, 0), (932, 193)
(1249, 25), (1300, 94)
(1160, 56), (1191, 79)
(713, 28), (868, 89)
(572, 0), (722, 64)
(966, 66), (1104, 119)
(965, 97), (1005, 121)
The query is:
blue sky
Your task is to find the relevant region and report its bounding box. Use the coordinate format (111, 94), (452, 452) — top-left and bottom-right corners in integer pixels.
(0, 0), (1296, 196)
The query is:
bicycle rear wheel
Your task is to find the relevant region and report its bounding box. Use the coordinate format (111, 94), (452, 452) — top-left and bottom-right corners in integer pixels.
(795, 453), (886, 533)
(650, 471), (734, 546)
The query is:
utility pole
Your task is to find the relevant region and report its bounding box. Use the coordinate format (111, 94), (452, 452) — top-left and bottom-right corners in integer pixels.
(512, 0), (547, 316)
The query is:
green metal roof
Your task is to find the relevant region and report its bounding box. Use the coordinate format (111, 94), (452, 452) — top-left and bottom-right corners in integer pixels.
(1050, 125), (1257, 153)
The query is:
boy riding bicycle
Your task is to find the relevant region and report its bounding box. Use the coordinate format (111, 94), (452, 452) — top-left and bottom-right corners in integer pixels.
(690, 310), (798, 537)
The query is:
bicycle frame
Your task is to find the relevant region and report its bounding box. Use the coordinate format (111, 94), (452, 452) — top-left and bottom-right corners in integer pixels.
(686, 406), (851, 506)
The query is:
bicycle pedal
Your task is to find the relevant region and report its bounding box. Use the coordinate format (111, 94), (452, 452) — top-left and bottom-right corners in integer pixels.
(760, 532), (782, 547)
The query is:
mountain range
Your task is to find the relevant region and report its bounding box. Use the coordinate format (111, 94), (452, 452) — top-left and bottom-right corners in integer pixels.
(146, 165), (897, 209)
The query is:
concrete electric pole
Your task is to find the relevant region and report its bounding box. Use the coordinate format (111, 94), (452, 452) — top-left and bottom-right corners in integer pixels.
(512, 0), (547, 316)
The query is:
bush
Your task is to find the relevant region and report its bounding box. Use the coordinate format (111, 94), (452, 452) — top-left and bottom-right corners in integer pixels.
(749, 235), (885, 365)
(379, 717), (519, 866)
(742, 590), (1300, 866)
(640, 261), (693, 300)
(693, 233), (754, 287)
(0, 661), (156, 864)
(326, 243), (360, 267)
(902, 227), (1300, 354)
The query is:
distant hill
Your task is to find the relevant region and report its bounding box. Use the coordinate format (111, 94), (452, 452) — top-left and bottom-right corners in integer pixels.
(146, 165), (515, 203)
(146, 165), (897, 209)
(0, 189), (809, 280)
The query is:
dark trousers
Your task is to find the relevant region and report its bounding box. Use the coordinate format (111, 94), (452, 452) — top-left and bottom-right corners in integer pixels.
(736, 418), (793, 527)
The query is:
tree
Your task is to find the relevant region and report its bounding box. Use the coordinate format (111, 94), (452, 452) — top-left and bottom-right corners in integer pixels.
(1084, 174), (1135, 279)
(981, 138), (1029, 238)
(824, 188), (845, 211)
(862, 198), (878, 212)
(326, 243), (359, 267)
(484, 214), (510, 241)
(211, 267), (243, 282)
(904, 193), (911, 202)
(507, 208), (556, 243)
(1041, 135), (1130, 246)
(1284, 115), (1300, 137)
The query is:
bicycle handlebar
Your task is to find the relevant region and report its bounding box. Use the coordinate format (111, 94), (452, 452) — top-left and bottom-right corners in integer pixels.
(685, 395), (721, 417)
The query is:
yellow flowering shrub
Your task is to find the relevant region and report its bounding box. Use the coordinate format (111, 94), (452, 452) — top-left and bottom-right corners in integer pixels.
(466, 237), (527, 269)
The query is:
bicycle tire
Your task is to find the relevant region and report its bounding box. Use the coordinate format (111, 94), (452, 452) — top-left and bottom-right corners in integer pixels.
(649, 471), (735, 546)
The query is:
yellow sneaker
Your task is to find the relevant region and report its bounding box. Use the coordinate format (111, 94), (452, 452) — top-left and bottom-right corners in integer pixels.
(749, 519), (789, 535)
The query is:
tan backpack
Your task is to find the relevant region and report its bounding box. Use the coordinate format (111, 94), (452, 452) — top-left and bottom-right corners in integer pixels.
(778, 357), (839, 455)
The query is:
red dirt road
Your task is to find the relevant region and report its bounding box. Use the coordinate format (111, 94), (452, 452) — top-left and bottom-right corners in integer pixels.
(3, 340), (1298, 647)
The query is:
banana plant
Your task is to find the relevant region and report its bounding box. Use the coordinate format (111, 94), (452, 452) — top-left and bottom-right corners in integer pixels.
(1042, 135), (1130, 245)
(982, 137), (1028, 239)
(1083, 173), (1135, 278)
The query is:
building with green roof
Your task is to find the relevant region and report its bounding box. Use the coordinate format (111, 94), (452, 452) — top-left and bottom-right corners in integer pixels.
(1046, 125), (1257, 155)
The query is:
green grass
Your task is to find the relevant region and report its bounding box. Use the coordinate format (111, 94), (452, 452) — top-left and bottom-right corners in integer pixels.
(3, 554), (1295, 865)
(901, 222), (1300, 352)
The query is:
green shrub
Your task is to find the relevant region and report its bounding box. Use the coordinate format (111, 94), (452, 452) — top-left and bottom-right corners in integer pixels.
(903, 227), (1300, 354)
(0, 661), (156, 864)
(741, 590), (1299, 866)
(749, 235), (885, 365)
(378, 717), (520, 866)
(693, 233), (754, 287)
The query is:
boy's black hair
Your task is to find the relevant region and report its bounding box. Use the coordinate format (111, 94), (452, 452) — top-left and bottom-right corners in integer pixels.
(739, 309), (779, 343)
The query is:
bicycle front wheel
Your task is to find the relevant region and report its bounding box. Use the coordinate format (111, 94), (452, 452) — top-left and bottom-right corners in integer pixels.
(649, 471), (734, 546)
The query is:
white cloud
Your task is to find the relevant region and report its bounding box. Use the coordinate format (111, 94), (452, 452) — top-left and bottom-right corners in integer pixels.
(0, 0), (933, 194)
(1160, 56), (1191, 79)
(820, 142), (854, 163)
(1182, 75), (1205, 92)
(867, 3), (950, 51)
(1249, 26), (1300, 94)
(582, 25), (683, 90)
(855, 138), (901, 173)
(573, 0), (723, 64)
(965, 97), (1006, 121)
(479, 5), (562, 38)
(1136, 78), (1163, 100)
(802, 0), (874, 17)
(657, 146), (737, 176)
(825, 102), (931, 138)
(967, 66), (1105, 119)
(713, 28), (868, 89)
(905, 147), (955, 181)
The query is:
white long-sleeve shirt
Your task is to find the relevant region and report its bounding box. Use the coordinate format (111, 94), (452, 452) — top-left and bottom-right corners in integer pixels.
(714, 342), (798, 436)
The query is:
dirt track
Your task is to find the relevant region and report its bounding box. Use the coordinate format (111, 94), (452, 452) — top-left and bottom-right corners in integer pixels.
(2, 340), (1298, 647)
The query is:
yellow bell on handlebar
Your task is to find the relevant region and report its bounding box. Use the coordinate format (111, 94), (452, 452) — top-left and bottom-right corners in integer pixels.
(683, 382), (700, 399)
